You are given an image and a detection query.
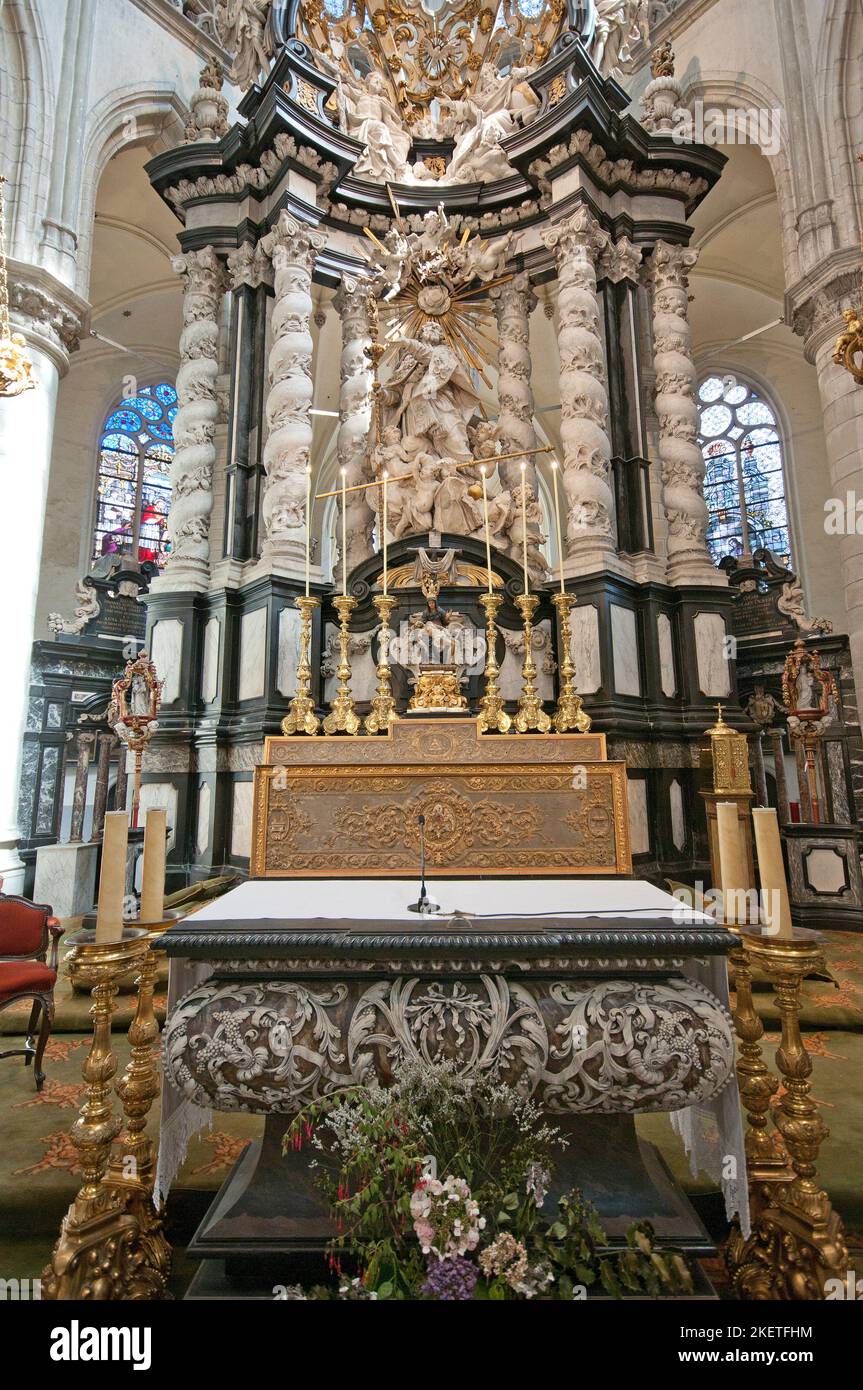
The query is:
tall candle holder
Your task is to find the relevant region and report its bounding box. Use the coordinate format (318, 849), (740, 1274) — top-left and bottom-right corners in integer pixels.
(42, 926), (163, 1300)
(551, 592), (591, 734)
(477, 592), (511, 734)
(513, 592), (551, 734)
(323, 594), (361, 736)
(364, 593), (398, 734)
(281, 595), (321, 736)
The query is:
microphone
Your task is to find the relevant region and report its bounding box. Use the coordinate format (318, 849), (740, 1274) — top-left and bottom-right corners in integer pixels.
(407, 813), (440, 915)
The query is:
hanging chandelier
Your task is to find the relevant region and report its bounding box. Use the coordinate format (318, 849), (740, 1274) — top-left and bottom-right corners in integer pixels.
(0, 175), (35, 397)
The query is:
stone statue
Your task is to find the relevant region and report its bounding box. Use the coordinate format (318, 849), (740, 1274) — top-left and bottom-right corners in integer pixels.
(338, 71), (411, 182)
(777, 578), (834, 635)
(439, 63), (539, 185)
(433, 458), (484, 536)
(371, 227), (414, 301)
(215, 0), (274, 91)
(381, 322), (483, 460)
(47, 579), (101, 637)
(391, 454), (443, 539)
(508, 484), (548, 583)
(591, 1), (651, 80)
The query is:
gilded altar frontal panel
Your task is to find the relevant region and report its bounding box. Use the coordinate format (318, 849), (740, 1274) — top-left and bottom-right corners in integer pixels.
(251, 758), (632, 878)
(264, 718), (607, 768)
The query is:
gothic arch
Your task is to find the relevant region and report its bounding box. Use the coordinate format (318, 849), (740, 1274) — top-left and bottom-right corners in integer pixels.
(0, 0), (54, 257)
(815, 0), (863, 247)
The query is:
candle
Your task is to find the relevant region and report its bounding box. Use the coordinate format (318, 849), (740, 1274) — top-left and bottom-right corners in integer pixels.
(520, 462), (529, 595)
(340, 466), (347, 597)
(304, 464), (312, 598)
(140, 807), (167, 924)
(95, 809), (128, 942)
(551, 459), (565, 594)
(752, 807), (793, 938)
(480, 467), (493, 596)
(382, 470), (388, 598)
(716, 801), (748, 925)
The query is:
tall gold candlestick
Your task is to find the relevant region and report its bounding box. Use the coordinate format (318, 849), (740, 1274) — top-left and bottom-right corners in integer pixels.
(304, 464), (312, 598)
(340, 466), (348, 598)
(551, 459), (565, 595)
(323, 594), (361, 736)
(477, 592), (511, 734)
(364, 594), (398, 734)
(139, 808), (166, 924)
(752, 807), (793, 938)
(513, 592), (551, 734)
(95, 810), (128, 943)
(520, 461), (529, 594)
(481, 467), (493, 595)
(551, 592), (591, 733)
(281, 595), (321, 736)
(382, 470), (388, 598)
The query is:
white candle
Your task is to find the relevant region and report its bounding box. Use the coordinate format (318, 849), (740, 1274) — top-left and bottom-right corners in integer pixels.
(716, 801), (748, 925)
(140, 807), (166, 923)
(481, 467), (493, 596)
(382, 470), (388, 598)
(752, 807), (793, 938)
(340, 466), (347, 597)
(520, 462), (529, 595)
(95, 810), (128, 943)
(551, 459), (565, 595)
(304, 464), (312, 598)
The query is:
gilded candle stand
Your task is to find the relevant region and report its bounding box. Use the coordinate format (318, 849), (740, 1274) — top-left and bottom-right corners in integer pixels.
(552, 591), (591, 734)
(43, 928), (170, 1300)
(281, 595), (321, 737)
(513, 592), (552, 734)
(477, 592), (511, 734)
(364, 593), (398, 734)
(322, 594), (361, 736)
(726, 928), (849, 1300)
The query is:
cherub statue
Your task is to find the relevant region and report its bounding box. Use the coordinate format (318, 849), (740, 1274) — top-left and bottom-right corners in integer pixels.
(460, 230), (513, 283)
(215, 0), (274, 91)
(833, 305), (863, 386)
(433, 457), (484, 536)
(371, 226), (413, 302)
(391, 453), (442, 539)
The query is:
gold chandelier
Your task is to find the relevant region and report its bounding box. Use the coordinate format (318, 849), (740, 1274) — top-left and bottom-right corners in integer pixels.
(0, 175), (35, 398)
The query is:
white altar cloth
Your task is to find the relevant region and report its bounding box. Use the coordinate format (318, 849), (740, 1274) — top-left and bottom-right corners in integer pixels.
(156, 878), (748, 1234)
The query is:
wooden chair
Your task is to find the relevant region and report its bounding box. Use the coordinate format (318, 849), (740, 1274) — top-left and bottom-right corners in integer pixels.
(0, 894), (63, 1091)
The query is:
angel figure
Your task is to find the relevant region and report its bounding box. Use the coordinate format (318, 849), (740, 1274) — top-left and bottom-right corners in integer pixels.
(592, 1), (651, 80)
(216, 0), (274, 91)
(391, 454), (443, 539)
(338, 71), (411, 182)
(371, 226), (413, 302)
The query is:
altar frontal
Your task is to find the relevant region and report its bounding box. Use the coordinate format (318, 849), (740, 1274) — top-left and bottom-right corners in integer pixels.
(252, 717), (631, 877)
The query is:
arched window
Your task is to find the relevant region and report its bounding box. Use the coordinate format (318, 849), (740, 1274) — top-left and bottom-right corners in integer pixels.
(697, 375), (792, 566)
(92, 383), (176, 568)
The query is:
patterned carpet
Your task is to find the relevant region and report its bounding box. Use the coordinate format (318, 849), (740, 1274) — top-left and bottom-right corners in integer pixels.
(1, 931), (861, 1294)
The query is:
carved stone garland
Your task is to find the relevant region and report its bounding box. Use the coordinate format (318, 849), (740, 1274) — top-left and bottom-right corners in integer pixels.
(648, 241), (718, 586)
(334, 277), (375, 569)
(159, 247), (226, 592)
(542, 209), (616, 570)
(259, 212), (326, 570)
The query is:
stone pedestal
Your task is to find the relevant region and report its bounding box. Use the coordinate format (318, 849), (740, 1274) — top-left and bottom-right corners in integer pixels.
(34, 841), (98, 918)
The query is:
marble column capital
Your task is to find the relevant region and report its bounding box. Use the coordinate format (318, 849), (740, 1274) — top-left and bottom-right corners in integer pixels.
(7, 259), (89, 377)
(542, 206), (609, 263)
(332, 274), (374, 319)
(787, 251), (862, 363)
(171, 245), (228, 299)
(260, 211), (326, 271)
(226, 241), (273, 292)
(599, 235), (643, 286)
(646, 240), (699, 293)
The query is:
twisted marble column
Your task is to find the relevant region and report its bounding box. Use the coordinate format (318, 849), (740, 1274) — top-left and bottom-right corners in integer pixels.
(158, 247), (226, 592)
(647, 241), (717, 585)
(543, 208), (616, 573)
(259, 212), (326, 572)
(334, 276), (375, 570)
(492, 273), (538, 495)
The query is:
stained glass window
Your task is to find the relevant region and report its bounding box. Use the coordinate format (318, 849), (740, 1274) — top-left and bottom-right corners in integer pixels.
(697, 376), (792, 567)
(92, 383), (176, 568)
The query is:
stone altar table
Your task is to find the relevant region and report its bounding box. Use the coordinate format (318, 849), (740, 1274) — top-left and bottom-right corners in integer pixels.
(156, 878), (744, 1297)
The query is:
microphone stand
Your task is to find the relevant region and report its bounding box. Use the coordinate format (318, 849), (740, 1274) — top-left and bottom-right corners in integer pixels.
(407, 814), (440, 914)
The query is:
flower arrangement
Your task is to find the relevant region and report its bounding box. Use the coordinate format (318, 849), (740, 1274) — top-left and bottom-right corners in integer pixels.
(283, 1061), (693, 1301)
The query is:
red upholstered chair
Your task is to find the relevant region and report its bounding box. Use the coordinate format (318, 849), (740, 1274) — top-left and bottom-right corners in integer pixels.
(0, 894), (63, 1091)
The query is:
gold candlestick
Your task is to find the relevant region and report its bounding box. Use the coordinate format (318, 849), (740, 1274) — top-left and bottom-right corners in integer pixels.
(323, 594), (361, 736)
(726, 928), (850, 1299)
(477, 592), (511, 734)
(513, 592), (551, 734)
(281, 595), (321, 736)
(364, 593), (399, 734)
(551, 592), (591, 734)
(43, 927), (158, 1300)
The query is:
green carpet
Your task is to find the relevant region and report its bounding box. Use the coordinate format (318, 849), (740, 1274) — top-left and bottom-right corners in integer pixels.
(1, 930), (861, 1291)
